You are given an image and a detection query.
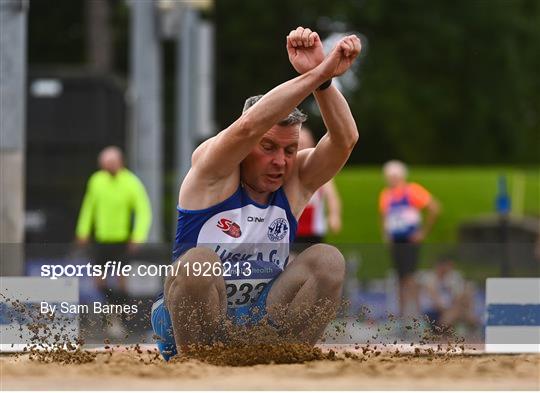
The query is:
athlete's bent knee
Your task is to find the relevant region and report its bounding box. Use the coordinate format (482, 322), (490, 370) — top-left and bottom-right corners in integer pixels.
(302, 244), (345, 287)
(165, 247), (224, 302)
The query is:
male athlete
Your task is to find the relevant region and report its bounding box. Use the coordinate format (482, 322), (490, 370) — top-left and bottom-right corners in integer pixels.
(379, 160), (440, 317)
(152, 27), (361, 360)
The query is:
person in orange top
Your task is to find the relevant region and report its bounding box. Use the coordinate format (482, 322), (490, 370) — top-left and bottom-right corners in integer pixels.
(379, 160), (440, 317)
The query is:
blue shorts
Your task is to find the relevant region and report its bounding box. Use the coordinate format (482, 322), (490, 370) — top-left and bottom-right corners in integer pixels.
(151, 279), (275, 361)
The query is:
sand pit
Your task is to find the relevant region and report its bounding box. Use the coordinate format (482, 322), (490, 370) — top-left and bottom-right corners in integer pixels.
(2, 297), (538, 390)
(2, 347), (538, 390)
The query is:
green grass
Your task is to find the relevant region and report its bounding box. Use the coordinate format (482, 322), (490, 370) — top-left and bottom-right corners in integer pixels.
(326, 166), (539, 278)
(164, 166), (539, 278)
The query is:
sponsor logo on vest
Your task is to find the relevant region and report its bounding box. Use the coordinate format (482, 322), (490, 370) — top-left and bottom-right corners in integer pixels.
(216, 218), (242, 238)
(268, 218), (288, 242)
(247, 216), (264, 223)
(213, 245), (285, 266)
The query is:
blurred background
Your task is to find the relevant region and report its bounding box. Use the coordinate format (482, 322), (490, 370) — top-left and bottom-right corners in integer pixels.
(1, 0), (539, 343)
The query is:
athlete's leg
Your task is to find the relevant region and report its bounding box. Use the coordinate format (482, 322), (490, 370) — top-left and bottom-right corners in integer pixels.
(266, 243), (345, 345)
(164, 247), (227, 350)
(394, 242), (420, 317)
(400, 274), (419, 316)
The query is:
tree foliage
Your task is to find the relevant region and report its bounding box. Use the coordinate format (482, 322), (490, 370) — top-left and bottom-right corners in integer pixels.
(215, 0), (540, 164)
(28, 0), (540, 165)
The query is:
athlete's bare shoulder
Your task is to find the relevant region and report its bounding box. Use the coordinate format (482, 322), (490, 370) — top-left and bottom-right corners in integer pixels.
(178, 137), (240, 210)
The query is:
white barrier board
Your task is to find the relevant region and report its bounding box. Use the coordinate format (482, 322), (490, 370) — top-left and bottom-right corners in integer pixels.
(485, 278), (540, 353)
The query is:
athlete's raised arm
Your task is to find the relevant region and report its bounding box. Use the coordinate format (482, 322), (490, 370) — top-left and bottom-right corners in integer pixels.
(302, 82), (359, 188)
(179, 31), (357, 209)
(287, 27), (361, 192)
(191, 60), (331, 182)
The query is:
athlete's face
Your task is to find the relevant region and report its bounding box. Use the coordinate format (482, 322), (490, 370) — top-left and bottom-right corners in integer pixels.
(241, 124), (300, 194)
(385, 174), (400, 188)
(384, 163), (407, 188)
(385, 172), (406, 188)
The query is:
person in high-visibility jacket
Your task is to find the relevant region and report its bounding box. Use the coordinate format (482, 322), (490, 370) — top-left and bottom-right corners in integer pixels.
(76, 146), (152, 297)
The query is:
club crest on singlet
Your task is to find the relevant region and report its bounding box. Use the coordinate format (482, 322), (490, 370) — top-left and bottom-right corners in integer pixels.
(267, 218), (288, 242)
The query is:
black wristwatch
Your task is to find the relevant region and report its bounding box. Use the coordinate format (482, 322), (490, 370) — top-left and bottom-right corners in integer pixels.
(317, 79), (332, 91)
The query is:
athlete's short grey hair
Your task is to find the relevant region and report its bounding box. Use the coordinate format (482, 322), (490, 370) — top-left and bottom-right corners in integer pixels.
(383, 160), (408, 179)
(243, 95), (308, 126)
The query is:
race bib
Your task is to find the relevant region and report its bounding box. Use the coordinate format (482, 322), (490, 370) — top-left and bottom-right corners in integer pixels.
(385, 205), (421, 237)
(223, 259), (282, 309)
